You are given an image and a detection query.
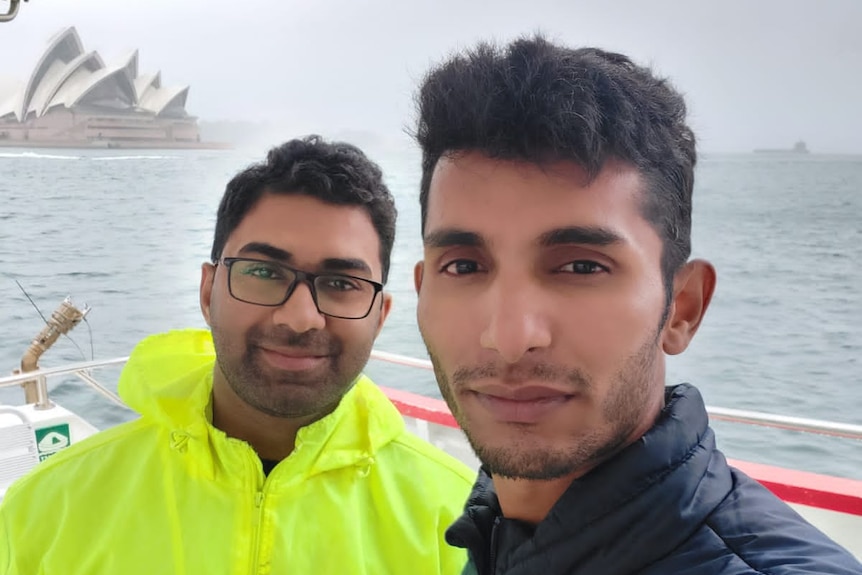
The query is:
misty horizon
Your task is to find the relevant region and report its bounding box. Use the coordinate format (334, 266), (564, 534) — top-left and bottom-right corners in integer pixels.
(1, 0), (860, 154)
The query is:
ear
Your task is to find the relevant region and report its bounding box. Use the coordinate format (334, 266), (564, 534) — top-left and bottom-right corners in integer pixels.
(200, 262), (217, 326)
(374, 292), (393, 338)
(413, 261), (424, 294)
(662, 259), (716, 355)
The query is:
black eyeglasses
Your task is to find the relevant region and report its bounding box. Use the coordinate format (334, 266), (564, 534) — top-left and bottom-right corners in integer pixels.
(219, 257), (383, 320)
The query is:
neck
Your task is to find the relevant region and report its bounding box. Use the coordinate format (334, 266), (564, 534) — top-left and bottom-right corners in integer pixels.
(493, 392), (667, 525)
(494, 474), (578, 525)
(211, 373), (314, 461)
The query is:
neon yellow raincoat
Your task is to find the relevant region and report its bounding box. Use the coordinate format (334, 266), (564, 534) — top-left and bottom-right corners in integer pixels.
(0, 329), (474, 574)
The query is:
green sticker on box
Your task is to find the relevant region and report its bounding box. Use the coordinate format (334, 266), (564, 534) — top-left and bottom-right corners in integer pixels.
(35, 424), (71, 461)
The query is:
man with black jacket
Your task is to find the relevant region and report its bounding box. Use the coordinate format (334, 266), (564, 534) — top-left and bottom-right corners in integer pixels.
(410, 34), (862, 574)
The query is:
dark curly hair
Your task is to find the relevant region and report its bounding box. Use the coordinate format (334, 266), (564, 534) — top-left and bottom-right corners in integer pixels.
(414, 35), (696, 301)
(211, 135), (397, 283)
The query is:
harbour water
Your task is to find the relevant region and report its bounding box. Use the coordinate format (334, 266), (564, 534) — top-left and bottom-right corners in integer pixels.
(1, 147), (859, 479)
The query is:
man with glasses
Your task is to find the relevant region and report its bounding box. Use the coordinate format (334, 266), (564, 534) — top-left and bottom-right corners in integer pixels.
(0, 136), (475, 575)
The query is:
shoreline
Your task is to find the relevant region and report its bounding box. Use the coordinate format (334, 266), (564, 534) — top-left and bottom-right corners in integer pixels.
(0, 140), (233, 150)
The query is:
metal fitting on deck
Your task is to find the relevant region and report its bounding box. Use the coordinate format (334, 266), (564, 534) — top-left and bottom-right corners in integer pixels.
(18, 297), (90, 408)
(0, 0), (27, 23)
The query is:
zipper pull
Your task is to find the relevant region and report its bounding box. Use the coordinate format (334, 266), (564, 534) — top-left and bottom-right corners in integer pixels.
(255, 491), (264, 508)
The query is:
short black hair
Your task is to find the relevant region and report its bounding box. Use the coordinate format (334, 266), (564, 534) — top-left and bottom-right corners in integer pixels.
(211, 135), (397, 283)
(414, 35), (696, 300)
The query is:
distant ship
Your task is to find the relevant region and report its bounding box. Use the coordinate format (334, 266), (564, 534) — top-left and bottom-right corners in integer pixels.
(753, 141), (810, 154)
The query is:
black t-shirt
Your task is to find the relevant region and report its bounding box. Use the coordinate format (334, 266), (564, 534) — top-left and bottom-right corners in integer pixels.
(260, 458), (279, 476)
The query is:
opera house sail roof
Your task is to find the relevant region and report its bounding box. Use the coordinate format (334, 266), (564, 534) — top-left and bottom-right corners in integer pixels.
(0, 27), (219, 149)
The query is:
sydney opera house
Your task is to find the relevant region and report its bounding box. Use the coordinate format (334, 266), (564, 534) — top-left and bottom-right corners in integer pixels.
(0, 27), (218, 148)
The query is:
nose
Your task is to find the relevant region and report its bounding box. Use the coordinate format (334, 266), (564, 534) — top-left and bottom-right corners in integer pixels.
(479, 275), (552, 364)
(271, 280), (326, 333)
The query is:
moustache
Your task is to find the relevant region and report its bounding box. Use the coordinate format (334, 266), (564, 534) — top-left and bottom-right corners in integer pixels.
(250, 327), (340, 356)
(451, 361), (592, 390)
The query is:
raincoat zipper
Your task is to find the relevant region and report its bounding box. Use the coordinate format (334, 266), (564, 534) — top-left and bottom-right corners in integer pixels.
(250, 489), (265, 573)
(248, 450), (267, 574)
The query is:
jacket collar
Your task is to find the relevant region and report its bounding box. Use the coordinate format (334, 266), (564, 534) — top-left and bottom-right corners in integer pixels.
(447, 384), (732, 574)
(117, 329), (404, 485)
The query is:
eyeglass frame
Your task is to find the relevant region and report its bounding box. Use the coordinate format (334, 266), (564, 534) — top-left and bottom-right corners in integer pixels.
(217, 257), (384, 320)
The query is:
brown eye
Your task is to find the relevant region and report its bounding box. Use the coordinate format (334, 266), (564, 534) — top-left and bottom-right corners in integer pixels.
(558, 261), (607, 274)
(442, 260), (482, 275)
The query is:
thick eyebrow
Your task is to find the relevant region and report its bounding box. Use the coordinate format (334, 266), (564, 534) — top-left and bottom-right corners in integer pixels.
(423, 228), (485, 249)
(236, 242), (372, 276)
(319, 257), (372, 275)
(237, 242), (292, 261)
(538, 226), (625, 248)
(423, 226), (624, 249)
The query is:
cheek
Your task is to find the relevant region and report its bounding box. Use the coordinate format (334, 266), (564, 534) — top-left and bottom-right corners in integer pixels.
(210, 293), (258, 334)
(330, 319), (377, 351)
(416, 294), (435, 342)
(417, 288), (469, 354)
(559, 283), (663, 371)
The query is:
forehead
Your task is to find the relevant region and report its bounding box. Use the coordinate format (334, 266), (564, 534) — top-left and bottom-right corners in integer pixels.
(425, 153), (652, 246)
(225, 192), (382, 275)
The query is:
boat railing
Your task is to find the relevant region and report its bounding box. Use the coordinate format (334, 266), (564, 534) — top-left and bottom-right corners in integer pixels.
(0, 0), (25, 23)
(0, 357), (129, 410)
(2, 351), (862, 440)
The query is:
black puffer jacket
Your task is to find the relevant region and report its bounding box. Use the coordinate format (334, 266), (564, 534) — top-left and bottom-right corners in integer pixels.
(447, 384), (862, 575)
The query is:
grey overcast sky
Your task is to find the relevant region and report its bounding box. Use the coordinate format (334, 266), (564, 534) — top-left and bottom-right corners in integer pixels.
(1, 0), (860, 153)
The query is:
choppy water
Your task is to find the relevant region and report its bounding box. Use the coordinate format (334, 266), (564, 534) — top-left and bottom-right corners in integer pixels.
(1, 147), (859, 479)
